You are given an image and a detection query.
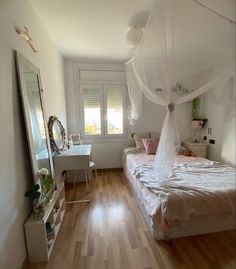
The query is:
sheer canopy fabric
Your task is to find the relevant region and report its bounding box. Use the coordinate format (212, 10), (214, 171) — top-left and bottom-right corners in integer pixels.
(126, 63), (142, 125)
(125, 0), (235, 180)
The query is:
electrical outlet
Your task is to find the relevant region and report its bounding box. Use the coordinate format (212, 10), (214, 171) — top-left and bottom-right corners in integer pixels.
(208, 128), (212, 135)
(209, 139), (215, 144)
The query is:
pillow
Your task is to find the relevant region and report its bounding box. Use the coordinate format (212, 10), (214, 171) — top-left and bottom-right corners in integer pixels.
(178, 146), (193, 156)
(142, 138), (159, 154)
(150, 132), (160, 139)
(133, 132), (150, 148)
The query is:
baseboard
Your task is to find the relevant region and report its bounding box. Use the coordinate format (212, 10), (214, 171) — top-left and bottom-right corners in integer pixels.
(21, 257), (29, 269)
(97, 167), (123, 172)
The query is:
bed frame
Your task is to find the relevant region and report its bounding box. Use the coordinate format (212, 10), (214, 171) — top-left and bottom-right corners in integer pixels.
(124, 167), (235, 240)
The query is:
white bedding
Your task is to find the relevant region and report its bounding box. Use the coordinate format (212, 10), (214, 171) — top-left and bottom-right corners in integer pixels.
(124, 152), (236, 237)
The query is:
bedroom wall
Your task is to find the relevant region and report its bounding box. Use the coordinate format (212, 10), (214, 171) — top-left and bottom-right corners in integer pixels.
(0, 1), (67, 268)
(200, 77), (235, 166)
(64, 59), (193, 169)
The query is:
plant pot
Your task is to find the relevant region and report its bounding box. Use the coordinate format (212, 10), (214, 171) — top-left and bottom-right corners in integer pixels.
(33, 198), (45, 220)
(191, 120), (204, 129)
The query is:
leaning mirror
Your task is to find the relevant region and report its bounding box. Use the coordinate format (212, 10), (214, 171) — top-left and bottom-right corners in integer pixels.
(48, 116), (66, 153)
(15, 51), (53, 183)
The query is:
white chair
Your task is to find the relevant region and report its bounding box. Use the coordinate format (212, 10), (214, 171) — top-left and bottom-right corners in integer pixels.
(70, 133), (98, 184)
(89, 161), (98, 184)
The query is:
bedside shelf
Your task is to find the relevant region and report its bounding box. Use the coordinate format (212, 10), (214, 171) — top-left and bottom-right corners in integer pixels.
(183, 142), (208, 158)
(24, 182), (66, 263)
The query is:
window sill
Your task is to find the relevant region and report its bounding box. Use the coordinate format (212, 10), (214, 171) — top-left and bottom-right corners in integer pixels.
(81, 135), (132, 144)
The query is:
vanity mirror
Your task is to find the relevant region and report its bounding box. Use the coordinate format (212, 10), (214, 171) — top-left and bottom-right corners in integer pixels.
(48, 116), (66, 153)
(15, 51), (53, 183)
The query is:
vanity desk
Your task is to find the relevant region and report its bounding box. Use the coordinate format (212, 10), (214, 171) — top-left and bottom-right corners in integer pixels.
(53, 144), (92, 172)
(53, 144), (92, 203)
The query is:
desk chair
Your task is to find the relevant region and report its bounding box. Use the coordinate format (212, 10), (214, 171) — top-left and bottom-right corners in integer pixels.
(70, 134), (98, 184)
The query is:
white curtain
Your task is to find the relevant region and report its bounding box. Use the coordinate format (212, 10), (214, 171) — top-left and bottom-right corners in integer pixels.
(126, 63), (142, 125)
(125, 0), (235, 180)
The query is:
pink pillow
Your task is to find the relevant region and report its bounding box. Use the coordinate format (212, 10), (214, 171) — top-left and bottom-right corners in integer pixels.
(142, 138), (159, 155)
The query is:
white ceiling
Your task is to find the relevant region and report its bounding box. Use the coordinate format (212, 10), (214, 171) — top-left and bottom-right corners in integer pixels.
(30, 0), (235, 61)
(30, 0), (153, 61)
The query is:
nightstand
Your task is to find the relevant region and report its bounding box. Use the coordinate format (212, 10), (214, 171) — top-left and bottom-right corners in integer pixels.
(183, 142), (208, 158)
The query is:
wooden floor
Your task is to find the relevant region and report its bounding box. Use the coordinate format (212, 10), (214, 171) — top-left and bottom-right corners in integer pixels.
(27, 170), (236, 269)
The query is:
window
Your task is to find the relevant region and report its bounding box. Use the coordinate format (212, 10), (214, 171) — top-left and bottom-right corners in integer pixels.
(83, 88), (102, 135)
(106, 87), (124, 135)
(80, 85), (126, 137)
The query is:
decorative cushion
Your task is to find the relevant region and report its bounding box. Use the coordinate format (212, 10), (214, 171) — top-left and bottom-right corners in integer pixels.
(142, 138), (159, 154)
(133, 132), (150, 148)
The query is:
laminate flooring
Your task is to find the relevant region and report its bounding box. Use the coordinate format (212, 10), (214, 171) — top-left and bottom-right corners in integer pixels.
(26, 170), (236, 269)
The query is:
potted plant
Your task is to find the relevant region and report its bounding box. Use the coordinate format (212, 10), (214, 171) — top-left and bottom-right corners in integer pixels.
(38, 168), (54, 202)
(25, 168), (54, 220)
(191, 97), (207, 142)
(25, 184), (45, 220)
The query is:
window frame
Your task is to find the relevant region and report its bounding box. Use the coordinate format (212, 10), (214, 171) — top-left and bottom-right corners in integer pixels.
(104, 85), (126, 138)
(80, 84), (104, 137)
(80, 83), (127, 139)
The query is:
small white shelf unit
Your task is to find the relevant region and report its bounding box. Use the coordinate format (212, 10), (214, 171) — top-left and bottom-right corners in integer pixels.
(24, 182), (65, 263)
(184, 141), (208, 158)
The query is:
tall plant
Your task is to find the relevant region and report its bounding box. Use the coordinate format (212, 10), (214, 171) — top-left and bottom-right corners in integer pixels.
(191, 97), (200, 119)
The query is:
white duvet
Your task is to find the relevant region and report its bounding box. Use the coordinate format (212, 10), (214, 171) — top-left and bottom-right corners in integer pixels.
(125, 153), (236, 234)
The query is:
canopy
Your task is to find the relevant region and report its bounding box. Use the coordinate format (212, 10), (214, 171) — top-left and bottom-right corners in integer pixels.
(126, 0), (235, 180)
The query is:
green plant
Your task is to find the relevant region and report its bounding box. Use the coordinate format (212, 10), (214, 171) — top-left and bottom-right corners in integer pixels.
(191, 97), (200, 119)
(43, 178), (54, 192)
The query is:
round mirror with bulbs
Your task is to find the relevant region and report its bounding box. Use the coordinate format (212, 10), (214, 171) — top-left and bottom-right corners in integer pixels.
(48, 115), (66, 153)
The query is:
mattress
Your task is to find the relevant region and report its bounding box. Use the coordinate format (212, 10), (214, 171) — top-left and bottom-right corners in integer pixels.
(124, 151), (236, 238)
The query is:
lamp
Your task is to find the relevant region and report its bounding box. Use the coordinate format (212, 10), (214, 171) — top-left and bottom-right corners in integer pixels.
(126, 26), (143, 47)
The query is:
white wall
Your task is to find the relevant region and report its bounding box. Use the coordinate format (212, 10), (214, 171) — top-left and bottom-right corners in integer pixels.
(64, 59), (193, 169)
(0, 1), (67, 268)
(200, 77), (235, 166)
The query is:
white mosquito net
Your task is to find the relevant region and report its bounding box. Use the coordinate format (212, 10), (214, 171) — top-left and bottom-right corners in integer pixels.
(126, 0), (235, 180)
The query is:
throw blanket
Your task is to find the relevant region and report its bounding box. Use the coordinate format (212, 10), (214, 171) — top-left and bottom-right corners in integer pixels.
(134, 161), (236, 224)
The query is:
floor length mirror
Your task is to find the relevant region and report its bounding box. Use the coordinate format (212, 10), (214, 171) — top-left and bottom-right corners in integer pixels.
(15, 51), (53, 183)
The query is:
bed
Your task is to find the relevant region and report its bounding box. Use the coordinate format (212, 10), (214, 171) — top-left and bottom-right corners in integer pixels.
(123, 147), (236, 240)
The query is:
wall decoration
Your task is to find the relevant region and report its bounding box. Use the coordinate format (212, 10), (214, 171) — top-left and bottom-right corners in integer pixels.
(15, 26), (38, 52)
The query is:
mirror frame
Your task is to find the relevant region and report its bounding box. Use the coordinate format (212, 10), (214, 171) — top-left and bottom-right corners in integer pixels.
(14, 51), (54, 183)
(48, 115), (66, 153)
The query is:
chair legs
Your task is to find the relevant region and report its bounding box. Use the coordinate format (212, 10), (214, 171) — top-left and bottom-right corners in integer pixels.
(94, 164), (98, 180)
(89, 164), (97, 185)
(65, 170), (90, 204)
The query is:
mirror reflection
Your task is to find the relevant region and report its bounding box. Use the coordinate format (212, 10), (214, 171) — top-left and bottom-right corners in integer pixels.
(52, 121), (63, 148)
(24, 67), (51, 173)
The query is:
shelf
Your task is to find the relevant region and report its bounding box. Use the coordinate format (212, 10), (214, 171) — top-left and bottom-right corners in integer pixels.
(54, 222), (61, 237)
(60, 209), (65, 220)
(53, 208), (60, 222)
(59, 197), (65, 208)
(24, 182), (66, 263)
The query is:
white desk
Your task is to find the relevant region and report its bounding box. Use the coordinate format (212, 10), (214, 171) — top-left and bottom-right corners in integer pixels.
(53, 144), (92, 172)
(53, 145), (92, 204)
